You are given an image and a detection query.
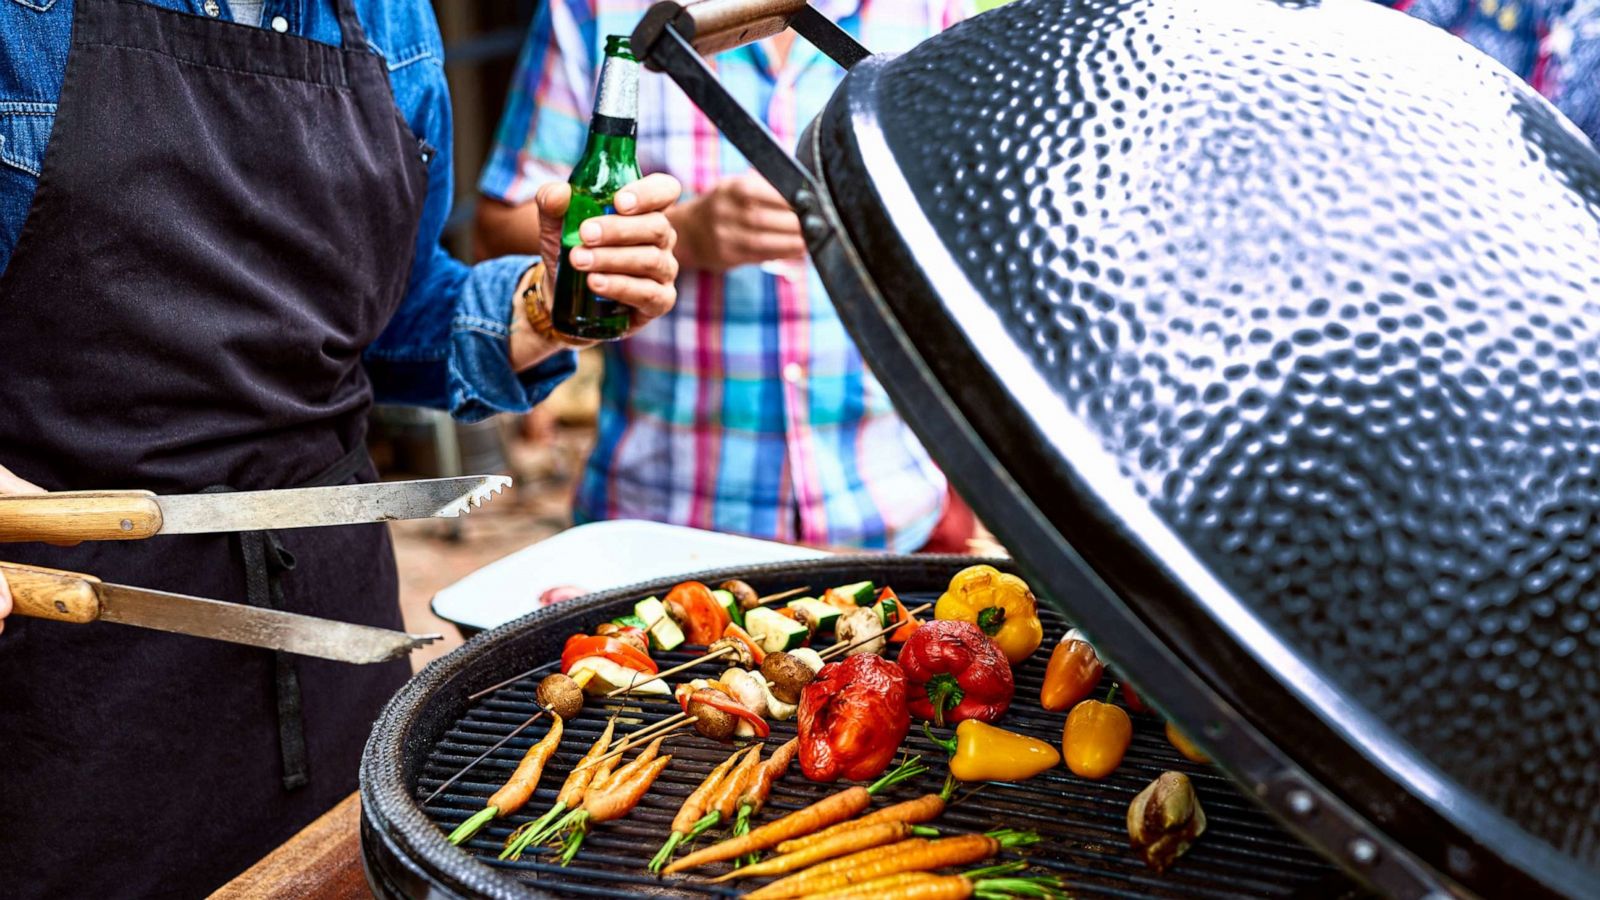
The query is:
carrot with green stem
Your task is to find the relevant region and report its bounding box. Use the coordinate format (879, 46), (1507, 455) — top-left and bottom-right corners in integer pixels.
(777, 773), (956, 854)
(661, 755), (926, 874)
(448, 713), (565, 845)
(557, 739), (674, 865)
(501, 717), (616, 860)
(730, 736), (800, 866)
(742, 829), (1041, 900)
(804, 862), (1066, 900)
(682, 743), (764, 842)
(648, 748), (744, 874)
(712, 819), (939, 881)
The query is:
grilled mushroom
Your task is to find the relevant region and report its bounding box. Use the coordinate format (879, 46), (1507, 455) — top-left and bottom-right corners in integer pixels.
(835, 606), (886, 657)
(535, 673), (585, 720)
(721, 579), (762, 611)
(594, 622), (651, 656)
(707, 636), (754, 668)
(760, 651), (818, 705)
(721, 668), (770, 719)
(687, 694), (737, 741)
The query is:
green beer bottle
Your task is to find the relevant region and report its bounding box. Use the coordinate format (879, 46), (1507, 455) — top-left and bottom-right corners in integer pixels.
(551, 35), (643, 341)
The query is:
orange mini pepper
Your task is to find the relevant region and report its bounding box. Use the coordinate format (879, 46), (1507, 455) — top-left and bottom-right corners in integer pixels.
(1063, 684), (1133, 779)
(1165, 721), (1211, 764)
(1040, 628), (1104, 711)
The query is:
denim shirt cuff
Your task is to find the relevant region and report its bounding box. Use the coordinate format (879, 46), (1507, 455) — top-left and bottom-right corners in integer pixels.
(448, 255), (576, 423)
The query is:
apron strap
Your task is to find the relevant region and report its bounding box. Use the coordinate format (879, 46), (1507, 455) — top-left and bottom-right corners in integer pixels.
(204, 442), (373, 792)
(332, 0), (371, 53)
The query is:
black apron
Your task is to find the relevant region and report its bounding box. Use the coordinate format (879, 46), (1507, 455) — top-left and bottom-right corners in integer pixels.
(0, 0), (429, 896)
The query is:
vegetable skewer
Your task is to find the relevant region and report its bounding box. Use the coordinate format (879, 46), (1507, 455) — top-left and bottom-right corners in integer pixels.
(648, 750), (745, 874)
(500, 717), (617, 860)
(742, 829), (1042, 900)
(425, 670), (593, 805)
(661, 755), (927, 874)
(446, 713), (564, 845)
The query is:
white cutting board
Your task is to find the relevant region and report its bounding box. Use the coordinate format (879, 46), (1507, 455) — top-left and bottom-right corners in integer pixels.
(431, 519), (829, 632)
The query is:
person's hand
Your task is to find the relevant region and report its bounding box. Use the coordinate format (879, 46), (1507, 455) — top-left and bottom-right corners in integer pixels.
(667, 173), (806, 273)
(0, 463), (45, 637)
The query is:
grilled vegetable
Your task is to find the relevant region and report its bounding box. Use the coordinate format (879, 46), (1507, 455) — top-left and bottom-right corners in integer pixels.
(744, 830), (1041, 900)
(834, 606), (887, 657)
(709, 635), (756, 669)
(1063, 684), (1133, 779)
(880, 586), (921, 643)
(557, 738), (673, 865)
(789, 597), (842, 634)
(634, 596), (685, 651)
(1039, 628), (1103, 711)
(732, 736), (800, 834)
(649, 749), (744, 873)
(678, 684), (771, 739)
(721, 579), (762, 612)
(682, 745), (765, 842)
(898, 619), (1014, 726)
(500, 718), (616, 860)
(1165, 721), (1211, 764)
(777, 783), (952, 854)
(721, 667), (771, 719)
(662, 756), (925, 874)
(665, 581), (731, 645)
(803, 865), (1067, 900)
(447, 713), (565, 845)
(561, 633), (663, 695)
(747, 605), (810, 652)
(762, 650), (821, 705)
(925, 720), (1059, 782)
(799, 654), (910, 782)
(1128, 771), (1207, 872)
(722, 622), (767, 664)
(826, 580), (878, 608)
(713, 820), (937, 882)
(536, 673), (585, 720)
(935, 565), (1043, 664)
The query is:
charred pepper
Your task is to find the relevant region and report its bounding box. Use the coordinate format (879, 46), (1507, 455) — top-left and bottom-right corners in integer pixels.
(897, 619), (1014, 726)
(797, 654), (910, 782)
(934, 565), (1043, 663)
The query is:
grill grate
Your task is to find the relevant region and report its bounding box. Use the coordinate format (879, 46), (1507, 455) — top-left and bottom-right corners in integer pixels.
(415, 596), (1361, 898)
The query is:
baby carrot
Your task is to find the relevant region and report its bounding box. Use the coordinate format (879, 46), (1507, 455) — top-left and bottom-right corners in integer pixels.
(447, 713), (564, 846)
(649, 749), (743, 874)
(713, 820), (933, 881)
(806, 869), (1066, 900)
(500, 717), (616, 860)
(560, 753), (674, 865)
(662, 756), (924, 874)
(777, 791), (947, 853)
(745, 831), (1039, 900)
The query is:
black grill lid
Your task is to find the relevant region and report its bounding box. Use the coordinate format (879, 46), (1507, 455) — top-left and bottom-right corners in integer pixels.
(632, 0), (1600, 897)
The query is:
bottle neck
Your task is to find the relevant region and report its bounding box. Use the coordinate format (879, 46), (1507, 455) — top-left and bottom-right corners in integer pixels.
(592, 51), (639, 126)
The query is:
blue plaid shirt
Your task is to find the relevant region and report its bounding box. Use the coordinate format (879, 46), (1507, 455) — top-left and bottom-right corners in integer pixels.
(482, 0), (969, 551)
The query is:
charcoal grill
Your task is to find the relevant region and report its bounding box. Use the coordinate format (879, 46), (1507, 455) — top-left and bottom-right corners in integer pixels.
(361, 557), (1363, 898)
(364, 0), (1600, 896)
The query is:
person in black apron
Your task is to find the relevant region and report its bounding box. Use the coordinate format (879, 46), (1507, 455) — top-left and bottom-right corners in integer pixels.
(0, 1), (680, 896)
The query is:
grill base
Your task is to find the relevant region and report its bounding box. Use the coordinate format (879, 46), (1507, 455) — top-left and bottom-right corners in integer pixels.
(363, 557), (1364, 899)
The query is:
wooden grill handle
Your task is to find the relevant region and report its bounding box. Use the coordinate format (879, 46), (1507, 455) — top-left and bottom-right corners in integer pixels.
(635, 0), (808, 59)
(1, 560), (103, 623)
(0, 491), (164, 543)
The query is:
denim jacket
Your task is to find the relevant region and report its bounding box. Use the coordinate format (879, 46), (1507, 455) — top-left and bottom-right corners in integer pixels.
(0, 0), (573, 422)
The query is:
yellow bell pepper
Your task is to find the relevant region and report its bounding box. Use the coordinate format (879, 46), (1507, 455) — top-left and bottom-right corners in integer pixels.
(925, 720), (1060, 782)
(935, 565), (1044, 663)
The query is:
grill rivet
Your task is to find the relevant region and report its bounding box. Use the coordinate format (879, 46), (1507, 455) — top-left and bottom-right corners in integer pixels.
(1287, 789), (1315, 816)
(1349, 838), (1378, 865)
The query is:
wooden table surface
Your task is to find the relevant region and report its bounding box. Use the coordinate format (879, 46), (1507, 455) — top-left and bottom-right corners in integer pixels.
(210, 793), (372, 900)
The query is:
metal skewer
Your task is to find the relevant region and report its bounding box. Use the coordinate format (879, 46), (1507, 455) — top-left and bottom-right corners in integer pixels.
(572, 714), (700, 772)
(468, 657), (562, 702)
(423, 705), (550, 805)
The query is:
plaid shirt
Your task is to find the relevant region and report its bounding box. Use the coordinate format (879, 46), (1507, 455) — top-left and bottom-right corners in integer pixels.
(481, 0), (969, 551)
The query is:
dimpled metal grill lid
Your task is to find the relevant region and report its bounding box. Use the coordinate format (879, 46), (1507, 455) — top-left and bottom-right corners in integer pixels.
(806, 0), (1600, 892)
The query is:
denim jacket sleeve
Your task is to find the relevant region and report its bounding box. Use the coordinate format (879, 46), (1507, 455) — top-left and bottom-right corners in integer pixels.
(356, 6), (576, 422)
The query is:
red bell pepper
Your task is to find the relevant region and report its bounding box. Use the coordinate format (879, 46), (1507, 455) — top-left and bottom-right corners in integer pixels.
(896, 619), (1013, 726)
(879, 586), (920, 643)
(722, 622), (767, 664)
(797, 654), (910, 782)
(678, 687), (771, 738)
(665, 581), (731, 645)
(560, 634), (658, 676)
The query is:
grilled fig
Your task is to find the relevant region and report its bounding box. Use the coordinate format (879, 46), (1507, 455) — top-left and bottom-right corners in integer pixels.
(1127, 771), (1207, 872)
(535, 673), (585, 720)
(721, 579), (762, 611)
(760, 651), (817, 705)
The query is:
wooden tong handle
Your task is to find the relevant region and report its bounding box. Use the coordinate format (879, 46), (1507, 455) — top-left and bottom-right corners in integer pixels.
(0, 491), (164, 542)
(1, 561), (103, 623)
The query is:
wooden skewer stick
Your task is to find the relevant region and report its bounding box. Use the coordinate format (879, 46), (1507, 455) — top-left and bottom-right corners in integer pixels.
(755, 585), (810, 606)
(571, 714), (699, 773)
(818, 602), (932, 661)
(605, 644), (737, 698)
